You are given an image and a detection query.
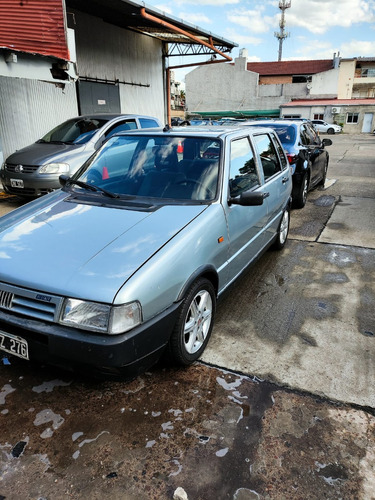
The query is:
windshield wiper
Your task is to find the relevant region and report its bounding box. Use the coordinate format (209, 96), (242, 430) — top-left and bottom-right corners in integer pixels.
(61, 176), (120, 199)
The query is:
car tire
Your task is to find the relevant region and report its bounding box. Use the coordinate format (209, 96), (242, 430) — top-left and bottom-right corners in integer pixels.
(318, 160), (328, 187)
(292, 173), (309, 209)
(169, 278), (216, 366)
(273, 208), (290, 250)
(327, 128), (335, 134)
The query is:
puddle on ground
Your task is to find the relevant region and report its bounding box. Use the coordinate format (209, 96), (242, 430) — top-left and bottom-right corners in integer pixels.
(314, 195), (336, 207)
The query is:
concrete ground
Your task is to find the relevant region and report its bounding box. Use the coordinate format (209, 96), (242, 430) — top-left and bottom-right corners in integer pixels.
(0, 134), (374, 500)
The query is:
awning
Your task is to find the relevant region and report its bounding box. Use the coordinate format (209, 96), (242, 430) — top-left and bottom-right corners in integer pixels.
(66, 0), (237, 65)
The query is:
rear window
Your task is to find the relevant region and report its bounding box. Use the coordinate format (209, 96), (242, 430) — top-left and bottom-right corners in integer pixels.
(250, 124), (296, 145)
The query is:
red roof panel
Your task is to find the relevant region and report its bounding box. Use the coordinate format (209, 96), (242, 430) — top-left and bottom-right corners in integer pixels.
(0, 0), (69, 60)
(282, 98), (375, 107)
(246, 60), (334, 76)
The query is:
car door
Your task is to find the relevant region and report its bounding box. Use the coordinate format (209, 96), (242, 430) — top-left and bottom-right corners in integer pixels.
(223, 135), (269, 284)
(253, 132), (291, 242)
(303, 123), (326, 186)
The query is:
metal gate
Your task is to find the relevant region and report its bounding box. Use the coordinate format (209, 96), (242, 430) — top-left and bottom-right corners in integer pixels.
(362, 113), (374, 133)
(78, 81), (121, 114)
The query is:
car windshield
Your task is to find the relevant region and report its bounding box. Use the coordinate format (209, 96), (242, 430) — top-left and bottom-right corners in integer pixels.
(74, 135), (221, 203)
(250, 124), (296, 145)
(39, 118), (109, 145)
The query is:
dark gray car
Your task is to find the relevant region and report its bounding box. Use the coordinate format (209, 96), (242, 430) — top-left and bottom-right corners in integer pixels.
(0, 114), (161, 197)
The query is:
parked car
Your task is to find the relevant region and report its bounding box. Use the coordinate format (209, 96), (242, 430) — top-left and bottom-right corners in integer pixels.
(0, 125), (292, 377)
(0, 114), (161, 198)
(312, 120), (342, 134)
(244, 120), (332, 208)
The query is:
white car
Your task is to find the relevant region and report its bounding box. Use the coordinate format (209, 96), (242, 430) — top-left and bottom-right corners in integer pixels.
(312, 120), (342, 134)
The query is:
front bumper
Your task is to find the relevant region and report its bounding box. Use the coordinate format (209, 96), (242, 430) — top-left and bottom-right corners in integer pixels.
(0, 171), (60, 197)
(0, 301), (181, 375)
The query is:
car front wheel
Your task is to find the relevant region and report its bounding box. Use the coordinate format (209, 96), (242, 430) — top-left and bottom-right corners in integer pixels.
(327, 127), (335, 134)
(169, 278), (216, 365)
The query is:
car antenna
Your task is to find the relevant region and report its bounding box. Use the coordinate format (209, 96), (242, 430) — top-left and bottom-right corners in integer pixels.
(163, 124), (171, 132)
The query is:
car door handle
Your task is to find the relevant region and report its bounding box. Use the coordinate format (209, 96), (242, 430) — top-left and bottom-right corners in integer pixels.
(282, 177), (288, 184)
(262, 192), (270, 199)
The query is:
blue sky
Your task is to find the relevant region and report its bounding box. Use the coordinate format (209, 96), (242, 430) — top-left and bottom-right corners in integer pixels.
(144, 0), (375, 81)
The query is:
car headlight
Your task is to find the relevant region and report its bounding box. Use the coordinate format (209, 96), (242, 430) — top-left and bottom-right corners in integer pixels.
(39, 163), (69, 174)
(60, 298), (142, 334)
(0, 162), (5, 171)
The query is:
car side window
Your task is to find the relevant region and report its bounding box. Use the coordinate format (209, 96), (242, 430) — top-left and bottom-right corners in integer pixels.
(105, 120), (137, 139)
(139, 118), (160, 128)
(272, 135), (288, 170)
(306, 123), (321, 145)
(300, 125), (311, 146)
(253, 134), (282, 181)
(229, 137), (260, 197)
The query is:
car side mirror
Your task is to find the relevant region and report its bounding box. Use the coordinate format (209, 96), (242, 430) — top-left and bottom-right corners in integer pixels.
(228, 191), (264, 206)
(322, 138), (332, 147)
(59, 174), (69, 187)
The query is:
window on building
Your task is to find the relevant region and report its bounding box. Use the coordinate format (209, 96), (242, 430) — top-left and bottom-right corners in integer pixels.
(361, 68), (375, 78)
(314, 114), (324, 120)
(346, 113), (359, 124)
(292, 75), (312, 83)
(283, 114), (301, 119)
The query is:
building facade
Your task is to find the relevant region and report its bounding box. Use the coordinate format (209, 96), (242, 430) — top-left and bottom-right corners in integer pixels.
(0, 0), (235, 163)
(186, 52), (375, 132)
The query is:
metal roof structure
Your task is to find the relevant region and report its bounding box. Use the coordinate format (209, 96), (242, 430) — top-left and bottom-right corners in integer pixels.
(0, 0), (237, 67)
(0, 0), (69, 60)
(66, 0), (237, 67)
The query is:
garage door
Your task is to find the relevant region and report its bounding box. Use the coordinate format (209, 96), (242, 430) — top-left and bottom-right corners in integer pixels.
(78, 81), (121, 114)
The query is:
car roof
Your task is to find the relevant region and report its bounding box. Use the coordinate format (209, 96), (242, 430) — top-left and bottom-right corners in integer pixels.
(242, 119), (300, 127)
(115, 125), (280, 139)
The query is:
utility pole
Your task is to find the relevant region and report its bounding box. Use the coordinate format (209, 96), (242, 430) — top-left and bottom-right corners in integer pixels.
(274, 0), (291, 61)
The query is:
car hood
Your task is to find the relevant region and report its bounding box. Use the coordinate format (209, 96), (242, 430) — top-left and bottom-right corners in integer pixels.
(5, 142), (88, 166)
(0, 196), (206, 303)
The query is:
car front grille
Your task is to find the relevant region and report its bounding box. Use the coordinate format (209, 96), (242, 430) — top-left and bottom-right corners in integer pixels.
(0, 283), (62, 323)
(0, 290), (14, 309)
(5, 164), (39, 174)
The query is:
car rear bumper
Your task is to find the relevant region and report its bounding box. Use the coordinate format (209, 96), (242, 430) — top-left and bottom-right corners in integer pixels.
(0, 301), (181, 376)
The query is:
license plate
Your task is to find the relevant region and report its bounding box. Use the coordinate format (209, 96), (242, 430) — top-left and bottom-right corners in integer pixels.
(0, 331), (29, 360)
(10, 179), (24, 188)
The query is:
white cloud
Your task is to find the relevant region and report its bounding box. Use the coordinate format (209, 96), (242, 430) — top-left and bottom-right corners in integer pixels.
(288, 0), (375, 34)
(152, 4), (173, 14)
(176, 0), (240, 4)
(227, 6), (275, 34)
(340, 40), (375, 57)
(225, 29), (264, 46)
(178, 12), (212, 24)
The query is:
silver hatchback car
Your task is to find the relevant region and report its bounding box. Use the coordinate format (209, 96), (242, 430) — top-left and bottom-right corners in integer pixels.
(0, 114), (161, 198)
(0, 126), (292, 377)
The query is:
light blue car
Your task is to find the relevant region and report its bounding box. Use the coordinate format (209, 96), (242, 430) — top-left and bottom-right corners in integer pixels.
(0, 126), (292, 377)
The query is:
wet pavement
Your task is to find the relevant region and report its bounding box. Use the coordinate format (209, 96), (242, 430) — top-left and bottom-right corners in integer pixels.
(1, 360), (374, 500)
(1, 134), (375, 499)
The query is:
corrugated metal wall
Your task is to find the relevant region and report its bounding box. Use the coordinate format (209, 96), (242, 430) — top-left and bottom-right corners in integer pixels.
(0, 77), (77, 158)
(0, 0), (69, 60)
(0, 7), (166, 161)
(71, 10), (165, 123)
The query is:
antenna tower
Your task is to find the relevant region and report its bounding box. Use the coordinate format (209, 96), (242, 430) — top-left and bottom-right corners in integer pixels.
(274, 0), (291, 61)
